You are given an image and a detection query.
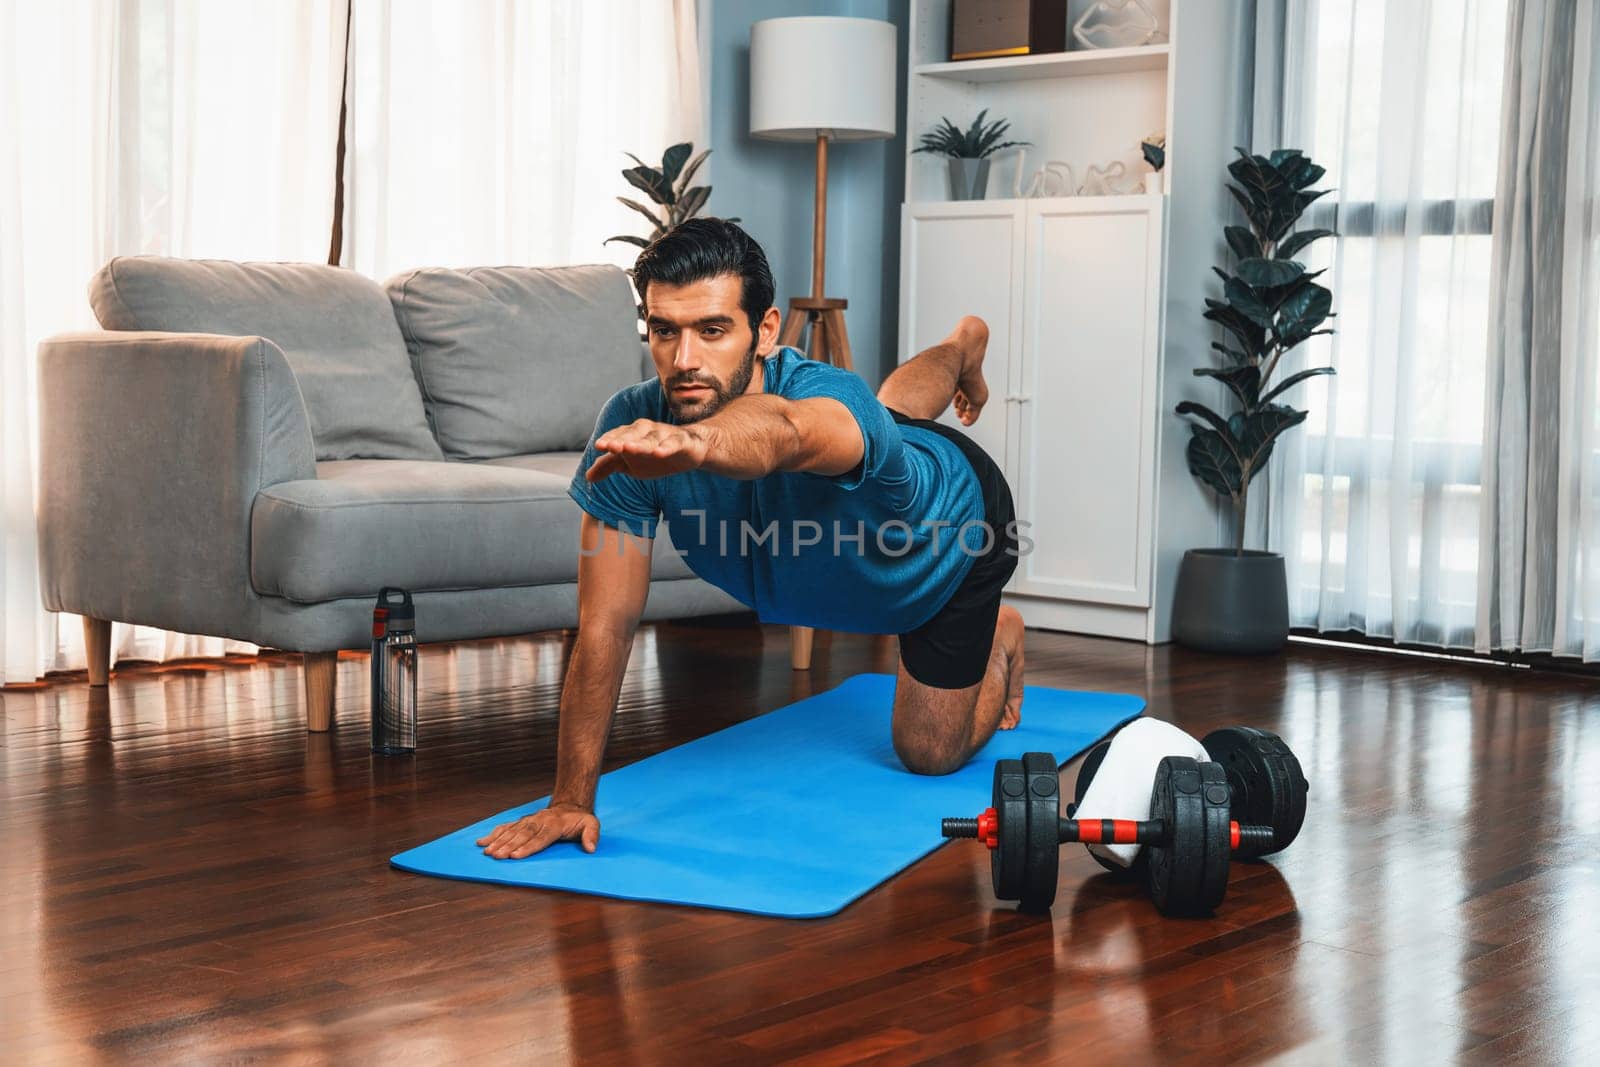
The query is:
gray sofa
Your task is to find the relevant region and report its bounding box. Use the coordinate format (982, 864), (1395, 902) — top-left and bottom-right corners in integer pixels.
(35, 256), (743, 730)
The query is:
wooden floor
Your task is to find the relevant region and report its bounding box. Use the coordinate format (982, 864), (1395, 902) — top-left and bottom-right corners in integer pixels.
(3, 619), (1597, 1064)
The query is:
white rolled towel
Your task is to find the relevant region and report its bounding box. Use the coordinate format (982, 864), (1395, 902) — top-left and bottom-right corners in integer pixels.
(1070, 718), (1209, 868)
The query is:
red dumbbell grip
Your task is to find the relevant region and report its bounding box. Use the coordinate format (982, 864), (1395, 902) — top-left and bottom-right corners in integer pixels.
(1061, 818), (1256, 849)
(943, 810), (1273, 854)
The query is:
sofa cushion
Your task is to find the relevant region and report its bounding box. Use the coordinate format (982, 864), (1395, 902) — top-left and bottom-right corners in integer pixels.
(384, 264), (645, 459)
(480, 452), (694, 580)
(477, 450), (588, 480)
(90, 256), (441, 462)
(251, 457), (689, 603)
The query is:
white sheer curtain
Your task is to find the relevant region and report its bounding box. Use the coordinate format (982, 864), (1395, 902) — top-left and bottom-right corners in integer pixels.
(1481, 0), (1600, 660)
(1257, 0), (1509, 649)
(0, 0), (346, 684)
(341, 0), (704, 278)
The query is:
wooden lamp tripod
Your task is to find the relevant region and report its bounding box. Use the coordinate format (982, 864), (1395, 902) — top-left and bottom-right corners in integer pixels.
(749, 15), (897, 670)
(776, 132), (855, 373)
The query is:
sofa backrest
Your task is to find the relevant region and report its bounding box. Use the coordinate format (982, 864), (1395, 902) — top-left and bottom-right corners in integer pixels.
(384, 264), (647, 459)
(90, 257), (441, 462)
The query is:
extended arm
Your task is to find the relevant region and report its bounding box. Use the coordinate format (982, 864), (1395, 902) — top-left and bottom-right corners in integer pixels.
(694, 394), (864, 479)
(586, 394), (864, 483)
(477, 512), (653, 858)
(550, 513), (654, 808)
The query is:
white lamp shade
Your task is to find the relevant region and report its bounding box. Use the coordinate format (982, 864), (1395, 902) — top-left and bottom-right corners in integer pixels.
(749, 17), (897, 142)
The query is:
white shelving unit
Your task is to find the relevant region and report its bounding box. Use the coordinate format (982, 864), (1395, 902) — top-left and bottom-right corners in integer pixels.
(899, 0), (1191, 643)
(913, 42), (1169, 83)
(905, 2), (1175, 205)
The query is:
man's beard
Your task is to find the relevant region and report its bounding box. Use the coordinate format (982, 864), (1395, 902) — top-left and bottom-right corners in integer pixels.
(665, 340), (760, 423)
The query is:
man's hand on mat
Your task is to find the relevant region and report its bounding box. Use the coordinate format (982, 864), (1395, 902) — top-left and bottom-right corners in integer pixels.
(476, 804), (600, 859)
(588, 419), (708, 482)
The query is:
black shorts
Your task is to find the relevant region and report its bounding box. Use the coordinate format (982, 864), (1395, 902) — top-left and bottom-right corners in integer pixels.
(889, 409), (1019, 690)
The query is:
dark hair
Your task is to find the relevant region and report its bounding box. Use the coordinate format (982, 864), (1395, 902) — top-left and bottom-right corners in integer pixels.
(632, 217), (775, 338)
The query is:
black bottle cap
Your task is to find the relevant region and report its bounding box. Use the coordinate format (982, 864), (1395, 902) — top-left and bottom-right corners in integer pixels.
(376, 587), (415, 629)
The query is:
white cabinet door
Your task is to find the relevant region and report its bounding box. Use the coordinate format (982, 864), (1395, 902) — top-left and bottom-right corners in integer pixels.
(898, 201), (1025, 476)
(1013, 196), (1164, 607)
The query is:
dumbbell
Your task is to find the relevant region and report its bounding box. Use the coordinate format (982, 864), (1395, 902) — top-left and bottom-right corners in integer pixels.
(1197, 726), (1308, 855)
(941, 752), (1278, 916)
(1070, 725), (1308, 863)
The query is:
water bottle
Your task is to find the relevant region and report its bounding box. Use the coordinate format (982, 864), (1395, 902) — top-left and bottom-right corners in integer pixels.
(371, 587), (417, 754)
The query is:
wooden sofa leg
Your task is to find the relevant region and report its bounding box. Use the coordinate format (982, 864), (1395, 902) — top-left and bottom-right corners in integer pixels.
(304, 651), (338, 733)
(790, 626), (814, 670)
(83, 617), (112, 687)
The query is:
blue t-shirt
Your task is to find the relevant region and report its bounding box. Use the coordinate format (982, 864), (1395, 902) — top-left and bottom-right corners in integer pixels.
(568, 346), (986, 634)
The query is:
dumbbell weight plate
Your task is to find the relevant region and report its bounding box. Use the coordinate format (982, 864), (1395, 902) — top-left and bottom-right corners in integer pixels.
(1070, 740), (1131, 876)
(1195, 761), (1233, 910)
(1144, 756), (1233, 916)
(1201, 726), (1308, 858)
(1018, 752), (1061, 912)
(990, 758), (1029, 902)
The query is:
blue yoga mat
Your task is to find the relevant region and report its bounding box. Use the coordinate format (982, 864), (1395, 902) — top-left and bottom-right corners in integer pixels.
(392, 673), (1143, 918)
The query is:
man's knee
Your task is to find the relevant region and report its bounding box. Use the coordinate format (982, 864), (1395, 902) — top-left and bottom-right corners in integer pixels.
(892, 720), (969, 776)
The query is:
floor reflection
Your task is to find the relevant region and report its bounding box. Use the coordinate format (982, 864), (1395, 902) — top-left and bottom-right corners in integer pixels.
(4, 630), (1598, 1059)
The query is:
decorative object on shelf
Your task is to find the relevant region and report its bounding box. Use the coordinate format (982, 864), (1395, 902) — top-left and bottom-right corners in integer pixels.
(750, 15), (896, 670)
(1072, 0), (1164, 50)
(1171, 148), (1338, 655)
(950, 0), (1066, 60)
(1022, 160), (1077, 198)
(952, 158), (991, 200)
(1141, 132), (1166, 171)
(1021, 158), (1146, 198)
(1079, 160), (1139, 196)
(603, 142), (735, 251)
(913, 109), (1030, 200)
(1142, 132), (1166, 194)
(1010, 146), (1031, 197)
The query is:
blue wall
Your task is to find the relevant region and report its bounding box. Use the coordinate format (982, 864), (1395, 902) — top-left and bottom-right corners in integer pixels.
(705, 0), (908, 387)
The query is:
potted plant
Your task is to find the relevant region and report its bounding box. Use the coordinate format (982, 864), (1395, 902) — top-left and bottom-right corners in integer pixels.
(912, 109), (1029, 200)
(1141, 132), (1166, 194)
(1170, 148), (1337, 654)
(604, 141), (738, 250)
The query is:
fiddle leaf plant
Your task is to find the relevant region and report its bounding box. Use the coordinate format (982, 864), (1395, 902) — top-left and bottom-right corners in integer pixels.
(1177, 148), (1338, 556)
(604, 141), (739, 249)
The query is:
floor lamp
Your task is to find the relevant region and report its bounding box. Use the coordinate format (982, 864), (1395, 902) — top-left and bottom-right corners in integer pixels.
(749, 16), (897, 669)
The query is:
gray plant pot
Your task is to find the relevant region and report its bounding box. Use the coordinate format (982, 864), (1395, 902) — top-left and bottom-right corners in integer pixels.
(947, 157), (992, 200)
(1171, 549), (1289, 654)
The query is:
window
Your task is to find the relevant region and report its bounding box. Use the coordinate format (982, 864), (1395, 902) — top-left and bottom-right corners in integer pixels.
(1273, 0), (1509, 646)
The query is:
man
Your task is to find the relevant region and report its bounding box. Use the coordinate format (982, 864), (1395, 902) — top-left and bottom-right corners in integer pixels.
(478, 218), (1024, 860)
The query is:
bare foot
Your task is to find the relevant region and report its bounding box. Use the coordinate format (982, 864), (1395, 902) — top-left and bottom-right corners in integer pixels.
(950, 316), (990, 426)
(994, 605), (1025, 730)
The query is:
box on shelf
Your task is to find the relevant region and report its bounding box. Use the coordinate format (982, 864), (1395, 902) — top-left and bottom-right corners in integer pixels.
(949, 0), (1066, 61)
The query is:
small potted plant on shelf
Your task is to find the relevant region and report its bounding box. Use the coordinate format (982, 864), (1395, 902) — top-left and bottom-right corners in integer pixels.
(912, 109), (1029, 200)
(1171, 148), (1337, 654)
(1141, 132), (1166, 194)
